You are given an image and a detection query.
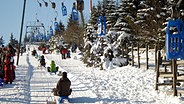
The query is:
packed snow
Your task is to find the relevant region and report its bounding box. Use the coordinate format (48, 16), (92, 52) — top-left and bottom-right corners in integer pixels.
(0, 45), (184, 104)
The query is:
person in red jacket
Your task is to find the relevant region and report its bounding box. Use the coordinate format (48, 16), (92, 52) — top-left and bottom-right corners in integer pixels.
(3, 45), (16, 84)
(61, 47), (67, 59)
(3, 54), (14, 84)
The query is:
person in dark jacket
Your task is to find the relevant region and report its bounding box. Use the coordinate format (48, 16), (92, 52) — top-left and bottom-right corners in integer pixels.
(55, 72), (72, 103)
(56, 72), (72, 96)
(52, 72), (72, 103)
(40, 55), (46, 67)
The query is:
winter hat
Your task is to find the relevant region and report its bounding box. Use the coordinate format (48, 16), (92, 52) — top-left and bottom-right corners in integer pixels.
(62, 72), (67, 78)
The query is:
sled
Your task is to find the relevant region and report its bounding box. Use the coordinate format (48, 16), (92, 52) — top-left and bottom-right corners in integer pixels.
(58, 96), (70, 104)
(47, 66), (59, 74)
(38, 64), (46, 69)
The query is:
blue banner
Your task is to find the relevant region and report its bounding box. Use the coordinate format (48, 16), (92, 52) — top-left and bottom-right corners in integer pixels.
(97, 16), (106, 36)
(166, 19), (184, 60)
(72, 6), (78, 21)
(54, 21), (59, 31)
(50, 27), (53, 36)
(62, 5), (67, 16)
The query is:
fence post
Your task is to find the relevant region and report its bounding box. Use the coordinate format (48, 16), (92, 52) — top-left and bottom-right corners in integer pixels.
(146, 43), (149, 69)
(164, 56), (167, 72)
(155, 44), (157, 71)
(155, 50), (160, 90)
(125, 43), (129, 65)
(172, 59), (177, 96)
(137, 43), (140, 68)
(131, 44), (134, 66)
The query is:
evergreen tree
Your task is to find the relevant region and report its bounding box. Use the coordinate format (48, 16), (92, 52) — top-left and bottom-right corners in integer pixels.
(0, 36), (4, 46)
(9, 33), (18, 48)
(64, 13), (84, 50)
(122, 0), (169, 47)
(103, 0), (118, 30)
(88, 6), (100, 30)
(48, 21), (65, 51)
(58, 21), (65, 33)
(81, 0), (184, 69)
(82, 22), (98, 67)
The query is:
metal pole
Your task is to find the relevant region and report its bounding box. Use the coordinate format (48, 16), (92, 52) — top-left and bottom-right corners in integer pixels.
(80, 11), (85, 28)
(90, 0), (92, 13)
(17, 0), (26, 65)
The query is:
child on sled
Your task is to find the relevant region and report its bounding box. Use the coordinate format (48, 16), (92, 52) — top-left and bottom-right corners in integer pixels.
(47, 60), (58, 74)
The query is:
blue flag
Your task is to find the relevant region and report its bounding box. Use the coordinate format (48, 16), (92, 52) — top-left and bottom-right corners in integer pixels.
(97, 16), (106, 36)
(50, 27), (53, 36)
(72, 6), (78, 21)
(54, 21), (59, 31)
(62, 5), (67, 16)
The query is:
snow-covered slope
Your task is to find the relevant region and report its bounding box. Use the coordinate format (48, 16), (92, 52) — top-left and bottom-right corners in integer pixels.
(0, 45), (183, 104)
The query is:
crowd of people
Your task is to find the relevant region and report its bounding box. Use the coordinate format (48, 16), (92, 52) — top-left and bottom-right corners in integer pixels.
(0, 44), (16, 84)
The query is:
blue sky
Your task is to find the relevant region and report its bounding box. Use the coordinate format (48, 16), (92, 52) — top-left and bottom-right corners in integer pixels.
(0, 0), (100, 45)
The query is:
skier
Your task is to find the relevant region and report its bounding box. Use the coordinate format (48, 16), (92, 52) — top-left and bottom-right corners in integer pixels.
(52, 72), (72, 103)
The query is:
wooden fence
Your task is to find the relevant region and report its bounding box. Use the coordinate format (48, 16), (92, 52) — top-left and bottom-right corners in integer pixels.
(122, 43), (184, 96)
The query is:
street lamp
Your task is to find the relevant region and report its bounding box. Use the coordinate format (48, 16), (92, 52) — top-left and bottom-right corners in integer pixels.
(16, 0), (26, 65)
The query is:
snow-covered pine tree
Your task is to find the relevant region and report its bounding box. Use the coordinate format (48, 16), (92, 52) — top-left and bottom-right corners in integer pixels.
(82, 1), (104, 68)
(48, 21), (65, 53)
(146, 0), (171, 48)
(82, 0), (132, 69)
(127, 0), (169, 48)
(103, 0), (118, 30)
(88, 6), (100, 30)
(82, 22), (98, 67)
(82, 0), (184, 69)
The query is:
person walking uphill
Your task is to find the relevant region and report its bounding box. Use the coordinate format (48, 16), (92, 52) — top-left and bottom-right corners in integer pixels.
(61, 47), (67, 59)
(40, 55), (46, 67)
